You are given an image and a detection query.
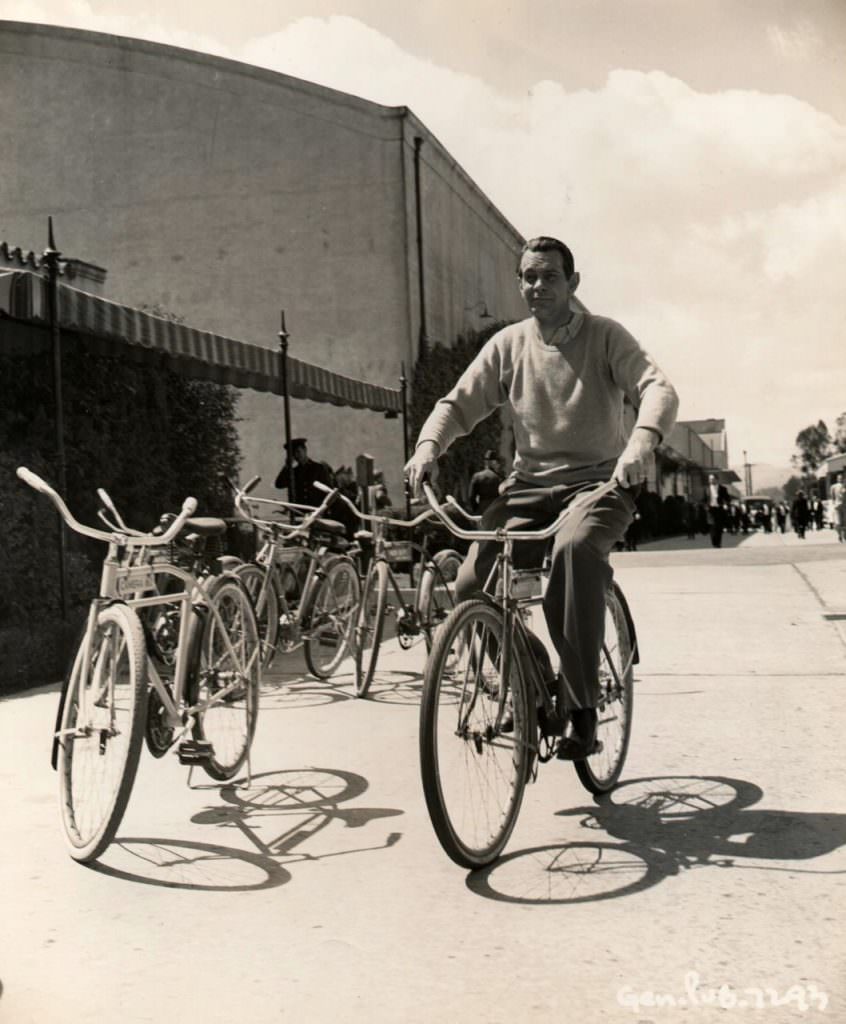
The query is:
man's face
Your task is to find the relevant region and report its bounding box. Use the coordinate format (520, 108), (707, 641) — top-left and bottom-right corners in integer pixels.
(708, 474), (717, 485)
(518, 250), (579, 326)
(293, 444), (308, 465)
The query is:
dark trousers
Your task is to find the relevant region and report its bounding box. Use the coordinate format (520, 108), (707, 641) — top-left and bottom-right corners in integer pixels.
(455, 479), (634, 710)
(709, 506), (724, 547)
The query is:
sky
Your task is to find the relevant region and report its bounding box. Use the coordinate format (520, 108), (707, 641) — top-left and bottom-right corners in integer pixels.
(2, 0), (845, 473)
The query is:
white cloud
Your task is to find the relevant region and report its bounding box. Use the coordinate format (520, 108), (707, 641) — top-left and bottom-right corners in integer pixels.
(767, 20), (823, 61)
(3, 6), (844, 464)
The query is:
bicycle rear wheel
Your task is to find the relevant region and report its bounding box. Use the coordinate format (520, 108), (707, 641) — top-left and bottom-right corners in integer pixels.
(420, 599), (534, 869)
(416, 548), (462, 650)
(353, 559), (388, 698)
(193, 575), (261, 781)
(57, 603), (147, 863)
(303, 557), (360, 679)
(233, 562), (279, 668)
(574, 584), (634, 794)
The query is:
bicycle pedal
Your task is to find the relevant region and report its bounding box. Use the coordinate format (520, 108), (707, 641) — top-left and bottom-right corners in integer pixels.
(177, 739), (214, 765)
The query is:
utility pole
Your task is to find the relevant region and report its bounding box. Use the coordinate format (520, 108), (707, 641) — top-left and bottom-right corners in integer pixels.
(742, 450), (753, 496)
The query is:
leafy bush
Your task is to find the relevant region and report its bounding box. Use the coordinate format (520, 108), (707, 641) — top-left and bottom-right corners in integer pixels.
(409, 322), (510, 501)
(1, 334), (240, 689)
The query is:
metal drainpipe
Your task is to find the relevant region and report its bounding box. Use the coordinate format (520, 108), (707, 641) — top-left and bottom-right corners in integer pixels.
(413, 136), (427, 358)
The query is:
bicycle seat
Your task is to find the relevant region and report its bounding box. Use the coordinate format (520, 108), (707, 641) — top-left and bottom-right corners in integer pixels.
(311, 518), (346, 537)
(183, 517), (228, 537)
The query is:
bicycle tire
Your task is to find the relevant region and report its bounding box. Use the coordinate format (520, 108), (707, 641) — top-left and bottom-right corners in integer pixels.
(353, 559), (389, 698)
(233, 562), (280, 669)
(303, 556), (360, 679)
(193, 574), (261, 781)
(419, 599), (534, 869)
(417, 548), (462, 650)
(57, 602), (148, 863)
(574, 584), (634, 794)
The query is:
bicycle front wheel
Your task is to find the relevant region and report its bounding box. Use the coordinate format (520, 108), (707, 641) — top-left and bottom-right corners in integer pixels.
(233, 562), (279, 669)
(303, 557), (361, 680)
(574, 584), (634, 794)
(57, 603), (147, 863)
(353, 559), (388, 698)
(419, 600), (534, 869)
(193, 575), (261, 781)
(417, 548), (462, 650)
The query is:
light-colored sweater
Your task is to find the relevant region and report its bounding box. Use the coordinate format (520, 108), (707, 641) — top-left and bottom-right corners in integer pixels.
(418, 311), (679, 486)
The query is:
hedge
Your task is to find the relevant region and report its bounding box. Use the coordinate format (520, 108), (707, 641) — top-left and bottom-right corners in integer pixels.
(1, 335), (240, 691)
(409, 321), (511, 501)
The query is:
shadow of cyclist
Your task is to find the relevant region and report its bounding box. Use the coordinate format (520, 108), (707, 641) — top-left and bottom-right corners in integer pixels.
(467, 775), (846, 905)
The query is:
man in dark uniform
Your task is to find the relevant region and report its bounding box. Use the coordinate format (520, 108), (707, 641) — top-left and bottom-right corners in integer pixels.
(467, 449), (504, 516)
(275, 438), (334, 507)
(706, 472), (730, 548)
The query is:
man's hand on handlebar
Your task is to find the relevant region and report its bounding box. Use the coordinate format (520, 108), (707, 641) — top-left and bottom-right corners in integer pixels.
(404, 440), (440, 498)
(613, 426), (658, 489)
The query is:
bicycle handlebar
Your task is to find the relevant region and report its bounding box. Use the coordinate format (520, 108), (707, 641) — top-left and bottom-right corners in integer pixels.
(96, 487), (136, 534)
(421, 479), (607, 542)
(312, 481), (434, 531)
(231, 477), (340, 539)
(17, 466), (198, 547)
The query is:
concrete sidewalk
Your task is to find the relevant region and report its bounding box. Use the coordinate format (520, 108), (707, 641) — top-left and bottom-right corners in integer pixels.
(0, 535), (844, 1024)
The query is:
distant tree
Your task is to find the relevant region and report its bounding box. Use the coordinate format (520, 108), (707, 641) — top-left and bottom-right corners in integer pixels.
(834, 411), (846, 454)
(783, 475), (804, 502)
(791, 420), (831, 479)
(759, 485), (784, 503)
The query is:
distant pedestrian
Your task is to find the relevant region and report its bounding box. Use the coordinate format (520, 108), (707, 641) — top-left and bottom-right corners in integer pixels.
(275, 438), (335, 507)
(685, 500), (697, 540)
(706, 472), (730, 548)
(809, 491), (824, 531)
(791, 490), (809, 539)
(831, 473), (846, 543)
(467, 449), (505, 516)
(775, 502), (787, 534)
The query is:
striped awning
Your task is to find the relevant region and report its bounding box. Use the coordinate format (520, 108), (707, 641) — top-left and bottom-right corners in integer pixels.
(0, 270), (401, 414)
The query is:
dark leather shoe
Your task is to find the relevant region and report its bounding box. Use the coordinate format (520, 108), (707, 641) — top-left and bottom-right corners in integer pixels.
(557, 707), (600, 760)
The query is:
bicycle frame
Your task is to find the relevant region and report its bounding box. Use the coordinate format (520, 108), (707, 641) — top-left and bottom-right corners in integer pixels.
(421, 480), (636, 741)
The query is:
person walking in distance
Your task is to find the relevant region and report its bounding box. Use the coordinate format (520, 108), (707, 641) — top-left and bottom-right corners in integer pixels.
(706, 472), (730, 548)
(791, 489), (809, 539)
(468, 449), (505, 516)
(405, 236), (678, 759)
(831, 472), (845, 543)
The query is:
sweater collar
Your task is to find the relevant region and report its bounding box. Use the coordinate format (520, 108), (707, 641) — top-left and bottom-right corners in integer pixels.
(532, 309), (585, 348)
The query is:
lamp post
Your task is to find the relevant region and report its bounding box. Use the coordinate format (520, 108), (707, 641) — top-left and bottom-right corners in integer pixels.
(44, 216), (69, 622)
(278, 310), (295, 504)
(742, 450), (753, 496)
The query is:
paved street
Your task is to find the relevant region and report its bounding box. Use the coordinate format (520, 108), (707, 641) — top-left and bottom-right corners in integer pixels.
(1, 529), (844, 1024)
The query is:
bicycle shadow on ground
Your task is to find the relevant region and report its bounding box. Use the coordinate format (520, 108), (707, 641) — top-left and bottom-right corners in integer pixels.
(91, 768), (403, 892)
(467, 775), (846, 905)
(259, 670), (357, 710)
(364, 668), (426, 706)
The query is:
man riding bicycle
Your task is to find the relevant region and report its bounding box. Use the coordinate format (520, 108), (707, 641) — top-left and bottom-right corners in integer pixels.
(405, 236), (678, 759)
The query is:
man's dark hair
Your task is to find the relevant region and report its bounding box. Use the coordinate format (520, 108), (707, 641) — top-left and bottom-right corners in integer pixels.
(517, 237), (575, 279)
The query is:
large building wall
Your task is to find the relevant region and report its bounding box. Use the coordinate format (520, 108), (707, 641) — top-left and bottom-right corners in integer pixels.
(400, 114), (526, 355)
(0, 21), (526, 499)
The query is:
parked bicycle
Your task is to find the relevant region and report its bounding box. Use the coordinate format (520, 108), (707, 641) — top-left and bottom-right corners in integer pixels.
(321, 485), (462, 698)
(17, 467), (261, 864)
(417, 480), (638, 868)
(230, 478), (360, 679)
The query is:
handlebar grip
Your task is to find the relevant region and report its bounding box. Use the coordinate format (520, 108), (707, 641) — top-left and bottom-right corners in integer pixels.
(243, 475), (261, 494)
(181, 496), (198, 517)
(17, 466), (55, 497)
(314, 481), (332, 494)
